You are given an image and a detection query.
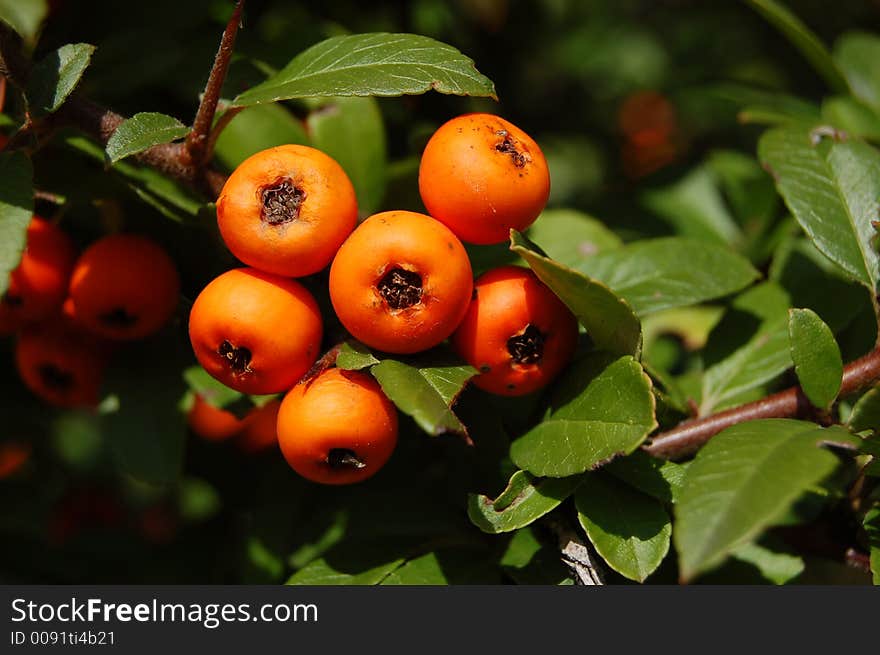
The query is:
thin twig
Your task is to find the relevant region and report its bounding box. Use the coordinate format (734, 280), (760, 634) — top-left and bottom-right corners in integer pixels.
(203, 104), (243, 164)
(300, 343), (345, 384)
(844, 548), (872, 574)
(544, 516), (605, 585)
(185, 0), (245, 167)
(644, 347), (880, 460)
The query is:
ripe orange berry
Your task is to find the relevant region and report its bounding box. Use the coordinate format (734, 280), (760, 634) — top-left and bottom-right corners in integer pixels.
(66, 234), (180, 340)
(15, 323), (105, 408)
(186, 394), (246, 442)
(418, 113), (550, 245)
(329, 210), (473, 354)
(237, 399), (282, 454)
(452, 266), (578, 396)
(0, 216), (76, 333)
(0, 442), (31, 479)
(217, 144), (358, 277)
(188, 268), (323, 395)
(277, 368), (397, 485)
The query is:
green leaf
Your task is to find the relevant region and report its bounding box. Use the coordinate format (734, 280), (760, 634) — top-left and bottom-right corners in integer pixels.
(833, 31), (880, 112)
(604, 450), (688, 504)
(233, 33), (496, 107)
(102, 337), (188, 488)
(0, 151), (33, 297)
(306, 96), (387, 215)
(642, 166), (743, 246)
(0, 0), (48, 42)
(788, 308), (843, 410)
(576, 473), (671, 582)
(729, 541), (805, 585)
(864, 508), (880, 584)
(701, 283), (793, 414)
(287, 541), (406, 585)
(105, 112), (188, 163)
(822, 97), (880, 141)
(213, 104), (310, 171)
(526, 209), (622, 269)
(26, 43), (95, 117)
(381, 547), (500, 585)
(758, 126), (880, 292)
(182, 365), (242, 409)
(467, 470), (583, 534)
(709, 83), (821, 126)
(675, 419), (844, 582)
(849, 386), (880, 434)
(510, 354), (657, 477)
(335, 340), (381, 370)
(511, 231), (642, 358)
(575, 237), (759, 316)
(500, 527), (573, 585)
(745, 0), (848, 94)
(370, 353), (476, 437)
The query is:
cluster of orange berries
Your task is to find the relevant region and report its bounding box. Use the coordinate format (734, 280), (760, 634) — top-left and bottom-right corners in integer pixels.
(190, 113), (578, 485)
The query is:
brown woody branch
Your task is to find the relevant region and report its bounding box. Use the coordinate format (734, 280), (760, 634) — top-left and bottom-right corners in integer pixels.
(643, 347), (880, 460)
(185, 0), (245, 167)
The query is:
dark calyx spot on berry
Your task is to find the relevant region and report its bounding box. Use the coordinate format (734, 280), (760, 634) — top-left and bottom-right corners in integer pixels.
(260, 177), (306, 225)
(2, 293), (23, 307)
(378, 268), (422, 309)
(218, 340), (252, 375)
(507, 324), (545, 364)
(495, 129), (529, 168)
(38, 363), (74, 391)
(326, 448), (365, 470)
(99, 306), (138, 328)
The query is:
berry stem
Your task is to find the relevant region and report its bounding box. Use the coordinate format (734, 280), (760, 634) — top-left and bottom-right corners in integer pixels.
(185, 0), (246, 168)
(644, 346), (880, 460)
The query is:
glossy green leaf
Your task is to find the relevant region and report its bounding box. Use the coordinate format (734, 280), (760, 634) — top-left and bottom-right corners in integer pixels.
(675, 419), (844, 581)
(233, 33), (496, 107)
(604, 450), (688, 504)
(729, 541), (805, 585)
(213, 104), (310, 171)
(788, 308), (843, 410)
(0, 0), (48, 42)
(575, 237), (759, 316)
(576, 473), (671, 582)
(745, 0), (848, 93)
(526, 209), (622, 269)
(467, 470), (583, 534)
(701, 283), (792, 414)
(287, 542), (406, 585)
(335, 340), (381, 370)
(105, 112), (188, 163)
(102, 337), (188, 487)
(499, 527), (572, 585)
(758, 126), (880, 292)
(709, 83), (821, 126)
(307, 96), (387, 215)
(822, 97), (880, 141)
(510, 354), (657, 477)
(511, 231), (642, 357)
(642, 166), (743, 246)
(26, 43), (95, 117)
(182, 365), (242, 409)
(849, 386), (880, 434)
(370, 354), (477, 436)
(381, 547), (500, 585)
(0, 151), (33, 297)
(833, 31), (880, 112)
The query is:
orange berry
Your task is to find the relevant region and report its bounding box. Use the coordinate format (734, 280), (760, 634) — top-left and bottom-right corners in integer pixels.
(15, 323), (105, 408)
(237, 399), (282, 454)
(0, 216), (76, 333)
(66, 234), (180, 340)
(188, 268), (323, 395)
(277, 368), (397, 485)
(418, 113), (550, 244)
(0, 442), (31, 479)
(186, 394), (246, 442)
(217, 144), (358, 277)
(329, 210), (473, 354)
(452, 266), (577, 396)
